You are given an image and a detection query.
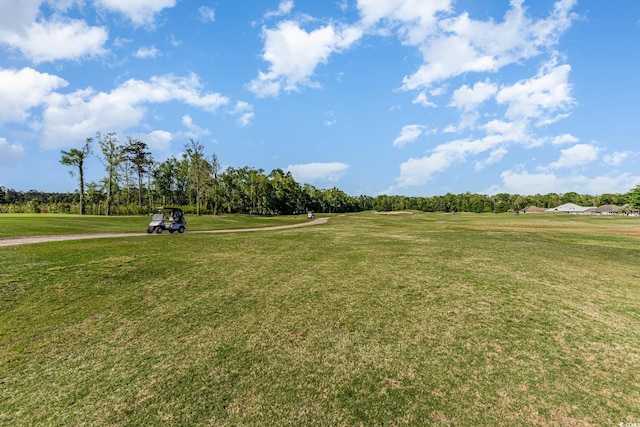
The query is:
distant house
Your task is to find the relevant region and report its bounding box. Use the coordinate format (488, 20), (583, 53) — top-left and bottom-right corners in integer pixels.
(522, 206), (546, 213)
(591, 204), (619, 215)
(546, 203), (595, 214)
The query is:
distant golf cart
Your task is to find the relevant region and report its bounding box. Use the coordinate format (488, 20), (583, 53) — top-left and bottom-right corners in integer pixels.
(147, 207), (186, 234)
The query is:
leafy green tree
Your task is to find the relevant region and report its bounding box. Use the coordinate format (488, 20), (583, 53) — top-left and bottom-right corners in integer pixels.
(209, 153), (221, 215)
(268, 169), (303, 215)
(175, 158), (190, 206)
(184, 139), (207, 215)
(123, 138), (153, 207)
(220, 166), (241, 213)
(85, 182), (103, 205)
(629, 185), (640, 209)
(304, 184), (323, 212)
(241, 167), (266, 214)
(153, 158), (178, 206)
(373, 195), (391, 212)
(512, 195), (525, 211)
(324, 187), (356, 213)
(490, 193), (512, 213)
(97, 132), (123, 216)
(118, 156), (134, 205)
(561, 191), (582, 204)
(60, 137), (92, 214)
(597, 193), (618, 206)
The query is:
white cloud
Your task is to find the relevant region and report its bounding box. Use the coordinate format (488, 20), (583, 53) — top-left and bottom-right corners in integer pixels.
(0, 67), (67, 124)
(389, 130), (525, 191)
(168, 34), (182, 47)
(475, 147), (508, 171)
(135, 46), (161, 58)
(41, 73), (229, 149)
(232, 101), (254, 127)
(489, 169), (640, 196)
(142, 130), (172, 151)
(182, 115), (212, 139)
(487, 169), (563, 195)
(387, 55), (576, 192)
(286, 162), (349, 183)
(446, 113), (481, 133)
(481, 119), (527, 141)
(381, 2), (579, 193)
(430, 86), (447, 97)
(0, 0), (42, 33)
(450, 80), (497, 112)
(400, 0), (577, 91)
(412, 92), (436, 107)
(551, 133), (579, 145)
(0, 137), (25, 166)
(265, 1), (295, 19)
(248, 20), (363, 97)
(117, 74), (229, 112)
(392, 124), (428, 147)
(43, 87), (143, 149)
(385, 150), (453, 193)
(113, 36), (133, 48)
(323, 110), (336, 127)
(0, 0), (108, 63)
(357, 0), (452, 44)
(0, 16), (108, 63)
(247, 72), (281, 98)
(403, 34), (498, 91)
(198, 6), (215, 22)
(603, 151), (631, 166)
(583, 173), (640, 195)
(496, 57), (573, 124)
(95, 0), (177, 26)
(548, 143), (599, 169)
(237, 112), (255, 127)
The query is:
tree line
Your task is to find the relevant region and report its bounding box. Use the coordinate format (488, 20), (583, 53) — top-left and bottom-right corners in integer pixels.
(6, 184), (639, 215)
(1, 131), (639, 215)
(372, 189), (640, 213)
(1, 132), (372, 215)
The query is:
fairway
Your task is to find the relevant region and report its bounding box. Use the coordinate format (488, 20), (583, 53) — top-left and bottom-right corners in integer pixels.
(1, 212), (639, 425)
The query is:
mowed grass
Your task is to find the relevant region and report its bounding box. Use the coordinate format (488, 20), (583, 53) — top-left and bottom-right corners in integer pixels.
(1, 212), (639, 425)
(0, 213), (309, 238)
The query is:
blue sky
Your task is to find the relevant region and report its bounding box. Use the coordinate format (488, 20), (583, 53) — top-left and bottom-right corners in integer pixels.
(1, 0), (639, 197)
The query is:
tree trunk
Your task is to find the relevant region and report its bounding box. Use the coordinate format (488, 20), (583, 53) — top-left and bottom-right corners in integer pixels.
(79, 160), (85, 215)
(138, 171), (143, 207)
(106, 165), (113, 216)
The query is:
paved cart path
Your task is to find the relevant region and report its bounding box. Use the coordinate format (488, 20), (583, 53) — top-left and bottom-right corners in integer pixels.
(0, 217), (329, 247)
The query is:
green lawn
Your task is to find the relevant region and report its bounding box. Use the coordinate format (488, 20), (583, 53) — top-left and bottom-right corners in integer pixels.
(0, 213), (310, 238)
(1, 212), (639, 425)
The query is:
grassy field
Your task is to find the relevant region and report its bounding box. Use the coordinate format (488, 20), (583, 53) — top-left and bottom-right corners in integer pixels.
(1, 212), (639, 425)
(0, 213), (309, 238)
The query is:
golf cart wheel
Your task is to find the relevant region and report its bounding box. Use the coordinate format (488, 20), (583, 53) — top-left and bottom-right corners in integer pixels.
(169, 229), (175, 233)
(147, 227), (153, 233)
(178, 226), (185, 234)
(156, 227), (163, 234)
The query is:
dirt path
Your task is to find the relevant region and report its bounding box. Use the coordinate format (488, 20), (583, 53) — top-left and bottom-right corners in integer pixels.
(0, 217), (329, 247)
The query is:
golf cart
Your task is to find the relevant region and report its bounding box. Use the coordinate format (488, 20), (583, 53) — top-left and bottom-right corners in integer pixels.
(147, 207), (186, 234)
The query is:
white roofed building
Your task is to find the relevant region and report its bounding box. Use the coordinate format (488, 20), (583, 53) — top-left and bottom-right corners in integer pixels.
(546, 203), (595, 214)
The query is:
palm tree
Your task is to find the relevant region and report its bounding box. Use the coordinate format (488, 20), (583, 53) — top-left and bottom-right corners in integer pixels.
(60, 138), (92, 214)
